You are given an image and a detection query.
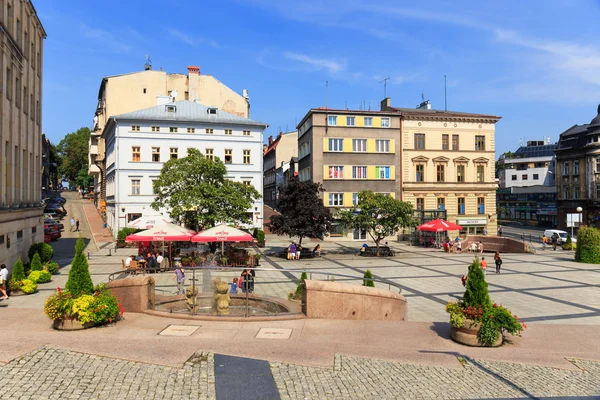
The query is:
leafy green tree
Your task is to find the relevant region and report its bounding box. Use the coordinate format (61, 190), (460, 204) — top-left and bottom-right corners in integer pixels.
(338, 191), (414, 253)
(463, 258), (492, 309)
(30, 253), (43, 271)
(152, 148), (260, 230)
(363, 269), (375, 287)
(57, 127), (92, 185)
(66, 237), (94, 296)
(575, 227), (600, 263)
(267, 177), (332, 246)
(11, 257), (26, 281)
(28, 243), (53, 263)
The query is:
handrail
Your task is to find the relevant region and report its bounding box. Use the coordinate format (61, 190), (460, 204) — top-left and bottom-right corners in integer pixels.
(107, 266), (403, 293)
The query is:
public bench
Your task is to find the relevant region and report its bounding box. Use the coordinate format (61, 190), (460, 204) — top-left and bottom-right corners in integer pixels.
(360, 246), (395, 257)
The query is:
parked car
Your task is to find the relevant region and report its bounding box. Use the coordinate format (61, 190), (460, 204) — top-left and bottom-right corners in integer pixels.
(543, 229), (577, 245)
(44, 234), (52, 243)
(49, 196), (67, 205)
(45, 220), (64, 230)
(44, 213), (61, 222)
(44, 227), (61, 241)
(44, 206), (66, 218)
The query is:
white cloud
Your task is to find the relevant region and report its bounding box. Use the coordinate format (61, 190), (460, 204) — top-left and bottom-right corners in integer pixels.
(167, 29), (219, 48)
(80, 24), (132, 53)
(283, 52), (346, 73)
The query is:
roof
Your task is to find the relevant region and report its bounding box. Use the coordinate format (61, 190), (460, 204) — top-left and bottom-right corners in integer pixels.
(111, 100), (268, 127)
(386, 106), (501, 121)
(556, 124), (589, 151)
(297, 108), (399, 128)
(513, 143), (557, 159)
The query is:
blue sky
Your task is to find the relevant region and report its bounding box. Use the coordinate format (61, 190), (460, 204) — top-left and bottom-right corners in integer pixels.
(38, 0), (600, 156)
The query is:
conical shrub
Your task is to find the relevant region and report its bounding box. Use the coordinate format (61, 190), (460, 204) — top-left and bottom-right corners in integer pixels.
(295, 271), (308, 296)
(66, 237), (94, 296)
(363, 269), (375, 287)
(11, 257), (26, 281)
(462, 258), (492, 309)
(30, 253), (43, 271)
(575, 227), (600, 264)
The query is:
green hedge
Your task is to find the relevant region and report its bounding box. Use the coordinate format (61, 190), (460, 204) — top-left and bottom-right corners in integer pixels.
(117, 227), (139, 241)
(28, 243), (53, 263)
(575, 227), (600, 264)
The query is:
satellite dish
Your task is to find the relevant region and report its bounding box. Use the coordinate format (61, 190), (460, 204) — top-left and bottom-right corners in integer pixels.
(170, 89), (179, 101)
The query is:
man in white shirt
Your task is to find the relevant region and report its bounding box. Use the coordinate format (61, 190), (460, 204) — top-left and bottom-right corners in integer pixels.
(0, 264), (9, 300)
(125, 255), (133, 268)
(156, 252), (164, 268)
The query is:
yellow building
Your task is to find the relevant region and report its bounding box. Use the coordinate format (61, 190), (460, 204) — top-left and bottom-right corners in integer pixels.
(381, 98), (501, 236)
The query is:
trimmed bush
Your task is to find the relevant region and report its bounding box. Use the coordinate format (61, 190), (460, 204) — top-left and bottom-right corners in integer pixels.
(28, 243), (53, 263)
(363, 269), (375, 287)
(44, 262), (60, 275)
(117, 227), (139, 241)
(30, 253), (43, 271)
(11, 257), (26, 281)
(256, 229), (265, 244)
(462, 258), (492, 310)
(575, 227), (600, 264)
(289, 271), (308, 300)
(20, 279), (37, 294)
(28, 269), (52, 284)
(66, 237), (94, 296)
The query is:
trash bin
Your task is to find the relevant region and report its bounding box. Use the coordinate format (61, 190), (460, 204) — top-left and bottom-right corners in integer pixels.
(103, 223), (107, 228)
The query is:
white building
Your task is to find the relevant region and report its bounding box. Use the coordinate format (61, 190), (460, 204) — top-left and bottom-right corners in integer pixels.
(103, 100), (267, 237)
(498, 141), (557, 189)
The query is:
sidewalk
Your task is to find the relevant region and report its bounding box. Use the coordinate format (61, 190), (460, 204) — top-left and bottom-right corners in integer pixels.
(82, 202), (113, 247)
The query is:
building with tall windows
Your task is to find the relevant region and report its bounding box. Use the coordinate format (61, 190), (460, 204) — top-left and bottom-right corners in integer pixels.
(296, 108), (401, 240)
(381, 98), (501, 237)
(102, 101), (267, 237)
(263, 131), (298, 209)
(0, 0), (45, 269)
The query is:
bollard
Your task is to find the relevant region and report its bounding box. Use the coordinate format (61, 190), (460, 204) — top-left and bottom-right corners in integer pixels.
(87, 251), (90, 260)
(108, 248), (111, 256)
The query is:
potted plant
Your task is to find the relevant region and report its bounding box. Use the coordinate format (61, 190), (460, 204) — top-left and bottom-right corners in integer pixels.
(288, 271), (307, 302)
(8, 258), (37, 295)
(446, 258), (526, 347)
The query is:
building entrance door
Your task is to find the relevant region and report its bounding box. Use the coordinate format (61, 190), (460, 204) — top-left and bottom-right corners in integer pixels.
(353, 228), (367, 241)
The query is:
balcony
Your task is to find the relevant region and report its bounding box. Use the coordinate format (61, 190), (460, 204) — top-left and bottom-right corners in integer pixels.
(89, 144), (99, 156)
(88, 164), (100, 175)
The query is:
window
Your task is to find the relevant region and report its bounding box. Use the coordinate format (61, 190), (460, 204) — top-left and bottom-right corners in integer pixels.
(224, 129), (232, 135)
(458, 197), (465, 215)
(152, 147), (160, 162)
(6, 67), (12, 100)
(206, 128), (214, 134)
(166, 105), (176, 112)
(243, 150), (251, 164)
(131, 125), (140, 132)
(328, 138), (344, 152)
(299, 167), (311, 182)
(380, 118), (390, 127)
(352, 139), (367, 152)
(414, 133), (425, 150)
(352, 166), (367, 179)
(170, 148), (178, 160)
(346, 116), (355, 126)
(476, 165), (485, 183)
(416, 198), (424, 210)
(143, 88), (147, 94)
(23, 86), (28, 114)
(511, 175), (517, 181)
(169, 127), (178, 133)
(533, 174), (539, 180)
(131, 180), (141, 195)
(151, 180), (157, 195)
(596, 158), (600, 173)
(206, 149), (214, 161)
(32, 226), (36, 234)
(452, 135), (459, 150)
(436, 165), (445, 182)
(243, 130), (251, 136)
(416, 165), (424, 182)
(563, 162), (570, 176)
(328, 166), (344, 179)
(563, 185), (570, 199)
(352, 193), (359, 205)
(477, 197), (485, 214)
(375, 166), (390, 179)
(0, 235), (4, 246)
(299, 142), (311, 159)
(17, 230), (23, 240)
(328, 116), (337, 126)
(224, 149), (232, 164)
(573, 160), (580, 175)
(376, 140), (390, 153)
(457, 165), (465, 182)
(574, 187), (580, 199)
(475, 135), (485, 151)
(437, 197), (445, 211)
(132, 147), (140, 162)
(522, 174), (527, 180)
(442, 134), (449, 150)
(328, 193), (344, 206)
(187, 128), (195, 133)
(16, 18), (20, 44)
(243, 180), (251, 186)
(364, 117), (373, 127)
(15, 77), (20, 108)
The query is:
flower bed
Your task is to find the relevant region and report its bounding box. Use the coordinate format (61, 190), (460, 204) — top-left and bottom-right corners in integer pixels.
(28, 269), (52, 284)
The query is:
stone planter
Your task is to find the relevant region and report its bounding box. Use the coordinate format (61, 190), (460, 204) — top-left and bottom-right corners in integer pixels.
(450, 319), (503, 347)
(53, 318), (97, 331)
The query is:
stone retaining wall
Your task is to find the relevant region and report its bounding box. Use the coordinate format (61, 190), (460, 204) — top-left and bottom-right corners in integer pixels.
(106, 276), (155, 313)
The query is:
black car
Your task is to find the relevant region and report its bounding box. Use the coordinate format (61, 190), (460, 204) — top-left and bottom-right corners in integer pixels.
(44, 206), (67, 218)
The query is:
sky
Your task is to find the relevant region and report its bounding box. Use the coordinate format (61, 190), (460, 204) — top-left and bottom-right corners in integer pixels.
(37, 0), (600, 157)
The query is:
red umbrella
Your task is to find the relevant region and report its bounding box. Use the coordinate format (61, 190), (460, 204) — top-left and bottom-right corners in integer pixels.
(417, 219), (462, 232)
(125, 224), (195, 241)
(191, 224), (253, 242)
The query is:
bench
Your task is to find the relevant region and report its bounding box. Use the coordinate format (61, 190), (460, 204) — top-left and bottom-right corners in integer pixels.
(360, 246), (395, 257)
(278, 248), (320, 259)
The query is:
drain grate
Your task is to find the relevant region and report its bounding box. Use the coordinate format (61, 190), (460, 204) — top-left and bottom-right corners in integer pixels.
(158, 325), (200, 337)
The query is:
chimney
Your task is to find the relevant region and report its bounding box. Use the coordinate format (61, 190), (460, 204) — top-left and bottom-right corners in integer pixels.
(188, 66), (200, 102)
(187, 66), (200, 75)
(380, 97), (391, 111)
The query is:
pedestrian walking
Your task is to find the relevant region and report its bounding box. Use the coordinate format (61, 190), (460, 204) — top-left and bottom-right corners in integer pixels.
(494, 251), (502, 273)
(498, 226), (503, 237)
(75, 219), (80, 232)
(480, 257), (488, 275)
(483, 228), (488, 236)
(288, 242), (296, 260)
(70, 217), (75, 232)
(0, 264), (9, 300)
(174, 263), (185, 295)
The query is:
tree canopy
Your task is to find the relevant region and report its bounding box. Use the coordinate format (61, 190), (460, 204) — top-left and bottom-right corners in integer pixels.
(57, 127), (92, 187)
(267, 177), (332, 245)
(151, 148), (260, 230)
(338, 191), (414, 250)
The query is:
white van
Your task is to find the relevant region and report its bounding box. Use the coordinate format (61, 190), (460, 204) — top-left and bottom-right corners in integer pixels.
(543, 229), (577, 244)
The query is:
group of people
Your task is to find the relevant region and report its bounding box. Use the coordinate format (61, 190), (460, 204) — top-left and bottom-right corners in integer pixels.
(171, 264), (256, 296)
(125, 251), (167, 271)
(69, 217), (80, 232)
(442, 237), (463, 253)
(542, 232), (560, 250)
(287, 243), (321, 260)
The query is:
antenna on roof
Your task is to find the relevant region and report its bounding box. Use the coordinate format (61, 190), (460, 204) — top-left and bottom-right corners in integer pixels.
(379, 77), (390, 98)
(368, 101), (371, 111)
(144, 55), (152, 71)
(326, 81), (329, 109)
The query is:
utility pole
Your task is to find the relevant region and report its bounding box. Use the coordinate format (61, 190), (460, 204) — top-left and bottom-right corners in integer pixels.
(379, 77), (390, 98)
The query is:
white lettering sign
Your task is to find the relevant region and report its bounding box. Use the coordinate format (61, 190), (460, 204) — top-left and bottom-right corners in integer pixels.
(458, 219), (487, 226)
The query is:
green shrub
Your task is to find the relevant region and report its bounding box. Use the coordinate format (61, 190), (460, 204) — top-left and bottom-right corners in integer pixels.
(289, 271), (308, 300)
(44, 262), (60, 275)
(117, 227), (139, 241)
(363, 269), (375, 287)
(462, 258), (492, 310)
(30, 253), (43, 271)
(28, 269), (52, 284)
(256, 229), (265, 244)
(252, 228), (258, 238)
(66, 237), (94, 296)
(562, 234), (574, 250)
(8, 279), (22, 291)
(11, 257), (26, 281)
(28, 243), (53, 263)
(44, 286), (123, 325)
(575, 227), (600, 264)
(20, 279), (37, 294)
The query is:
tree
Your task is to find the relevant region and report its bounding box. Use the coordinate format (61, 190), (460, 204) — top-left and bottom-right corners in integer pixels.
(363, 269), (375, 287)
(575, 227), (600, 264)
(267, 177), (332, 246)
(30, 253), (43, 271)
(338, 191), (414, 253)
(151, 148), (260, 230)
(462, 258), (492, 309)
(11, 257), (26, 281)
(66, 237), (94, 296)
(57, 127), (92, 185)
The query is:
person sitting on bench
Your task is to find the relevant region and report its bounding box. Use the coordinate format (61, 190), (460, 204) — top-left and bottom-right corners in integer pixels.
(313, 244), (321, 257)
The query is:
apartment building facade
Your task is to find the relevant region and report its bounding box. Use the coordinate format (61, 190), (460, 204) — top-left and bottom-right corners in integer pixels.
(103, 101), (267, 237)
(89, 65), (251, 212)
(555, 104), (600, 229)
(296, 108), (401, 240)
(0, 0), (45, 269)
(381, 99), (501, 237)
(263, 131), (298, 209)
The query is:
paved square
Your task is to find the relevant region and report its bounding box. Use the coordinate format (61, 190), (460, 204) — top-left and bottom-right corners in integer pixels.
(255, 328), (293, 339)
(159, 324), (200, 336)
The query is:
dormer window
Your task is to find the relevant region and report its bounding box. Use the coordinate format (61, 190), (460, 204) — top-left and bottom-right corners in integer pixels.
(166, 105), (176, 113)
(207, 107), (218, 115)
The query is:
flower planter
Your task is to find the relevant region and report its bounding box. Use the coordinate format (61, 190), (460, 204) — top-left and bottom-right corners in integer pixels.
(9, 289), (37, 296)
(53, 318), (97, 331)
(450, 319), (503, 347)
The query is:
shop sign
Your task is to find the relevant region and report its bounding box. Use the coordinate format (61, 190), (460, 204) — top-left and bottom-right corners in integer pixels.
(457, 219), (487, 226)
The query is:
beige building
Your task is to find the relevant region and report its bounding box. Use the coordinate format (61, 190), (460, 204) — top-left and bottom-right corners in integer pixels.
(263, 131), (298, 209)
(0, 0), (46, 269)
(381, 98), (501, 236)
(89, 64), (251, 208)
(296, 108), (401, 240)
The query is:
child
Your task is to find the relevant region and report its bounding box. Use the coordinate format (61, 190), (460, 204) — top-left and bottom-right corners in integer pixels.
(480, 257), (488, 275)
(230, 277), (239, 294)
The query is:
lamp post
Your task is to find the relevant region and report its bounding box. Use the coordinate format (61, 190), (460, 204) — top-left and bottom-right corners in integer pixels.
(576, 206), (583, 237)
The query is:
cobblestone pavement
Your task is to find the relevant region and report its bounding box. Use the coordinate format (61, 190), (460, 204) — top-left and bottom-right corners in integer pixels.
(271, 355), (600, 399)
